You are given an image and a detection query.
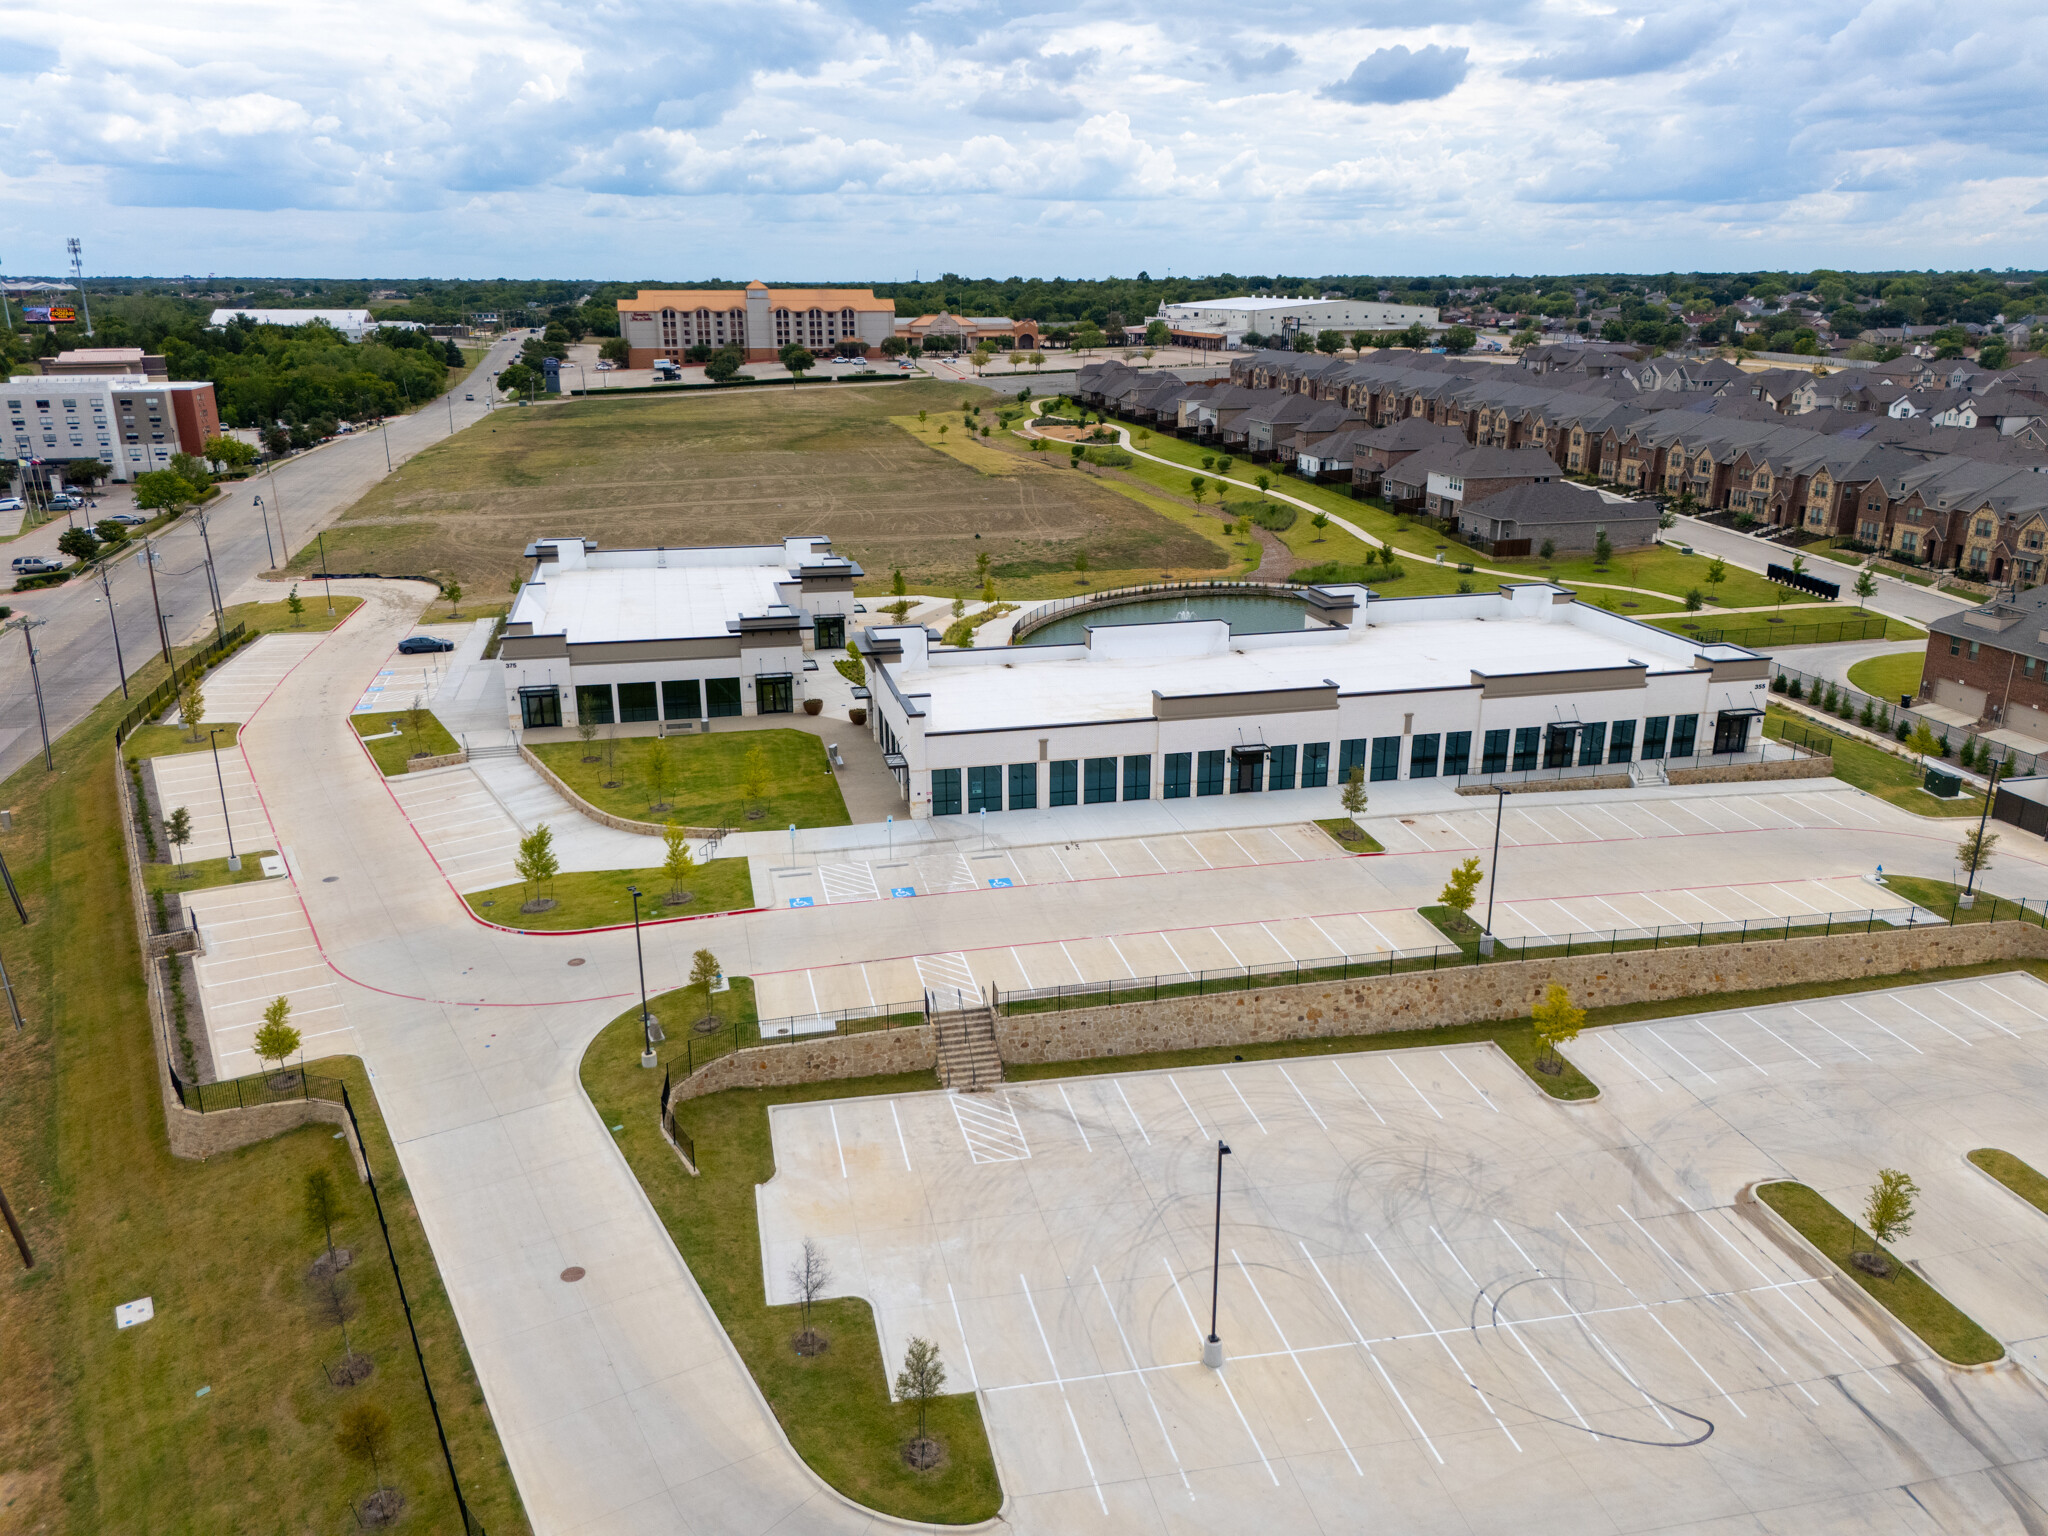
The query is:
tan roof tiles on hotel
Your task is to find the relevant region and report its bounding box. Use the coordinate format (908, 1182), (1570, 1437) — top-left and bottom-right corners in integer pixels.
(616, 285), (894, 313)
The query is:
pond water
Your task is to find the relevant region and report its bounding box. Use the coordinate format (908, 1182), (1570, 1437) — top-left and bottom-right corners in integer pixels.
(1021, 592), (1315, 646)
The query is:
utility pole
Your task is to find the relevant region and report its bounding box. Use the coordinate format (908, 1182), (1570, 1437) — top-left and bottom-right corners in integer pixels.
(266, 460), (287, 562)
(66, 237), (92, 337)
(208, 727), (240, 871)
(193, 508), (225, 644)
(6, 616), (53, 769)
(91, 556), (130, 698)
(138, 538), (172, 663)
(0, 1180), (31, 1269)
(0, 942), (25, 1032)
(1204, 1141), (1232, 1369)
(1480, 785), (1507, 957)
(0, 255), (11, 332)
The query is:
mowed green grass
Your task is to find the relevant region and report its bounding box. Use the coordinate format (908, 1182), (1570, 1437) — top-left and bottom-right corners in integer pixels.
(1765, 704), (1982, 817)
(123, 721), (238, 759)
(531, 729), (850, 829)
(352, 708), (461, 776)
(466, 858), (756, 928)
(0, 621), (527, 1533)
(1969, 1149), (2048, 1215)
(1756, 1182), (2003, 1365)
(300, 381), (1220, 599)
(580, 1008), (1002, 1523)
(142, 850), (279, 895)
(1847, 649), (1928, 702)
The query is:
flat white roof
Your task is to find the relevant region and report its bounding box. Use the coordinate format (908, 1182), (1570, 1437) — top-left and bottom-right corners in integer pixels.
(896, 610), (1702, 731)
(511, 565), (786, 644)
(1165, 297), (1329, 313)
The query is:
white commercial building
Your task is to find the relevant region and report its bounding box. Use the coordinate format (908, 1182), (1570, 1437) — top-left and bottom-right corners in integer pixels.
(858, 584), (1771, 818)
(1155, 296), (1441, 346)
(499, 537), (862, 733)
(206, 308), (415, 343)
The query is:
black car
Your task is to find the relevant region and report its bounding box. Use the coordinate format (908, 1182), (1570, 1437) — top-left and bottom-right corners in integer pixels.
(397, 636), (455, 654)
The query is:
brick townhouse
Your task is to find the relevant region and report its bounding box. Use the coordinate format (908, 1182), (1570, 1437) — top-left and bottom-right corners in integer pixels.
(1922, 586), (2048, 742)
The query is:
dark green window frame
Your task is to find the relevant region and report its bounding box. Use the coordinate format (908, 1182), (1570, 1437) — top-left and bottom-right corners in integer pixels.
(1369, 736), (1400, 782)
(1084, 756), (1117, 803)
(1410, 733), (1440, 778)
(1196, 750), (1225, 796)
(1164, 753), (1192, 798)
(1577, 722), (1606, 768)
(1642, 715), (1669, 760)
(1301, 742), (1329, 787)
(1607, 720), (1635, 763)
(1671, 713), (1699, 757)
(662, 679), (701, 720)
(1050, 759), (1078, 806)
(1481, 729), (1509, 774)
(574, 684), (614, 725)
(1512, 726), (1540, 771)
(1268, 744), (1297, 791)
(931, 768), (962, 816)
(967, 765), (1003, 813)
(1443, 731), (1471, 775)
(1008, 762), (1037, 809)
(1123, 754), (1150, 801)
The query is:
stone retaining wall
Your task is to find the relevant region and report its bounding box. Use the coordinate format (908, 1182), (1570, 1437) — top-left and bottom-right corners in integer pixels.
(1457, 775), (1629, 796)
(992, 921), (2048, 1065)
(1669, 755), (1831, 785)
(518, 744), (720, 839)
(406, 747), (470, 772)
(669, 1025), (935, 1103)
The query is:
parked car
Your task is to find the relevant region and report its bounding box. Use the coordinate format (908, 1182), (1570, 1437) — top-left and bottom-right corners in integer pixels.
(0, 497), (23, 511)
(102, 512), (145, 526)
(46, 495), (80, 511)
(464, 393), (474, 401)
(12, 555), (62, 574)
(595, 360), (614, 371)
(396, 635), (455, 654)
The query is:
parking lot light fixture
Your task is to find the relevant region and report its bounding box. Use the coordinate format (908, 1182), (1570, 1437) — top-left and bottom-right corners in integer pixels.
(1205, 1140), (1232, 1368)
(1480, 785), (1507, 956)
(317, 529), (334, 614)
(208, 727), (239, 871)
(629, 885), (659, 1068)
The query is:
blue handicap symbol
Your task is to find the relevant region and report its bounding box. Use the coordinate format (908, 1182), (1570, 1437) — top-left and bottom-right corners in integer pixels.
(787, 896), (814, 908)
(891, 886), (916, 898)
(987, 876), (1014, 888)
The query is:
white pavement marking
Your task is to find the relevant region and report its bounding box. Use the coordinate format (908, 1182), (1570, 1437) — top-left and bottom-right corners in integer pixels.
(1221, 1069), (1266, 1133)
(1839, 999), (1923, 1054)
(1057, 1084), (1092, 1150)
(1276, 1064), (1327, 1130)
(1938, 989), (2021, 1038)
(1232, 1250), (1362, 1476)
(1695, 1019), (1769, 1075)
(1363, 1228), (1521, 1450)
(948, 1283), (979, 1390)
(1091, 1267), (1191, 1496)
(1389, 1059), (1441, 1118)
(1169, 1076), (1207, 1137)
(1106, 935), (1139, 978)
(891, 1101), (912, 1170)
(1163, 1258), (1279, 1484)
(1559, 1211), (1744, 1418)
(1333, 1062), (1385, 1125)
(1300, 1242), (1441, 1464)
(1115, 1082), (1150, 1144)
(1790, 1004), (1873, 1061)
(1642, 1025), (1715, 1081)
(1498, 1219), (1675, 1431)
(1207, 927), (1242, 968)
(952, 1095), (1030, 1163)
(1891, 995), (1972, 1046)
(1018, 1274), (1108, 1515)
(1435, 1226), (1594, 1435)
(1439, 1051), (1498, 1112)
(829, 1106), (847, 1179)
(1744, 1012), (1818, 1067)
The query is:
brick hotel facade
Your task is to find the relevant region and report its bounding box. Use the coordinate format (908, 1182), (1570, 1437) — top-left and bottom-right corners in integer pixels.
(616, 283), (898, 368)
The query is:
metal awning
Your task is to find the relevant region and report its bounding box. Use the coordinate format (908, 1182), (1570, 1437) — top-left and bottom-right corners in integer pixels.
(754, 670), (793, 680)
(1230, 743), (1270, 759)
(883, 752), (907, 771)
(1717, 705), (1765, 718)
(516, 684), (560, 697)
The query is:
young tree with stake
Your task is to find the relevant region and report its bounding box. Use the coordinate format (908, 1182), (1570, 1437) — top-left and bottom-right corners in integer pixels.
(1530, 981), (1586, 1075)
(1438, 856), (1484, 931)
(286, 585), (305, 627)
(645, 734), (676, 812)
(689, 947), (722, 1027)
(788, 1236), (831, 1350)
(166, 806), (193, 875)
(178, 680), (206, 741)
(1341, 766), (1368, 818)
(740, 744), (770, 818)
(1854, 568), (1876, 609)
(662, 823), (695, 905)
(441, 579), (462, 618)
(254, 996), (301, 1085)
(303, 1165), (343, 1267)
(1956, 826), (1999, 879)
(335, 1402), (396, 1505)
(515, 822), (559, 909)
(1862, 1168), (1917, 1261)
(895, 1335), (947, 1465)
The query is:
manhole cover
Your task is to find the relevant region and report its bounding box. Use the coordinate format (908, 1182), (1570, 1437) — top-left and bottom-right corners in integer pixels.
(567, 958), (586, 966)
(560, 1267), (585, 1283)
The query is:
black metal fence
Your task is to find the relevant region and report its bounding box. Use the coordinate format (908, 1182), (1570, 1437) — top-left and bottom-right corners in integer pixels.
(1770, 661), (2040, 781)
(1669, 614), (1892, 648)
(995, 906), (1930, 1015)
(168, 1059), (343, 1113)
(670, 1000), (926, 1077)
(659, 1065), (695, 1170)
(113, 623), (252, 746)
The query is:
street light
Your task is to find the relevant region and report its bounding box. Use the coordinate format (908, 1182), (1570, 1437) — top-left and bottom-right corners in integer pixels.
(89, 556), (129, 699)
(1480, 784), (1508, 956)
(5, 616), (53, 770)
(628, 886), (660, 1067)
(208, 727), (240, 872)
(1962, 757), (2002, 909)
(1204, 1140), (1233, 1368)
(136, 538), (172, 663)
(316, 529), (335, 614)
(253, 493), (274, 569)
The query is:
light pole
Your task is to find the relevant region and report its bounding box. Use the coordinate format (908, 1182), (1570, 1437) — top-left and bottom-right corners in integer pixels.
(253, 494), (274, 568)
(1204, 1140), (1232, 1368)
(1962, 758), (2002, 909)
(208, 727), (240, 872)
(193, 508), (225, 644)
(6, 616), (52, 770)
(137, 538), (172, 664)
(90, 557), (129, 698)
(317, 530), (334, 614)
(628, 886), (660, 1068)
(1480, 785), (1507, 957)
(266, 459), (287, 562)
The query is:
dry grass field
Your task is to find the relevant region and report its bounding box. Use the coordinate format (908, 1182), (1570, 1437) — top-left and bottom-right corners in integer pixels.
(296, 380), (1224, 597)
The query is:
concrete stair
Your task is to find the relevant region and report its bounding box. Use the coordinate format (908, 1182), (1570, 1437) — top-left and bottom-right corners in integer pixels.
(467, 742), (520, 761)
(1629, 759), (1669, 788)
(931, 997), (1003, 1091)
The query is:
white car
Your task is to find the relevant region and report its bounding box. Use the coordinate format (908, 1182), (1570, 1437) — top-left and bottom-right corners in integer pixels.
(595, 360), (615, 371)
(0, 497), (22, 512)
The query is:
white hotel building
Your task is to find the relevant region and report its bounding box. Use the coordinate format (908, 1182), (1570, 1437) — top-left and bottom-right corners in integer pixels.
(4, 374), (222, 478)
(857, 584), (1771, 818)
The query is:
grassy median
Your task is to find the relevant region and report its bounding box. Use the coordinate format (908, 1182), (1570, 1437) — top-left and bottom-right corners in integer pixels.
(530, 728), (850, 829)
(1765, 703), (1982, 817)
(580, 1006), (1000, 1523)
(1968, 1149), (2048, 1216)
(352, 707), (462, 776)
(466, 859), (756, 929)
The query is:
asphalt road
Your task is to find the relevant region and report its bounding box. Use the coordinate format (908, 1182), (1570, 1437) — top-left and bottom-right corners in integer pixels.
(1667, 513), (1974, 629)
(0, 334), (521, 781)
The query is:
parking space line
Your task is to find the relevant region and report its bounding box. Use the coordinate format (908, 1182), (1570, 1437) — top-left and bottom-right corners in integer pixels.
(1307, 916), (1345, 957)
(1782, 793), (1841, 826)
(1694, 1020), (1768, 1075)
(1710, 798), (1764, 830)
(1743, 1013), (1817, 1067)
(891, 1102), (912, 1170)
(1057, 942), (1085, 981)
(1263, 826), (1298, 860)
(1018, 1275), (1108, 1514)
(1164, 1259), (1279, 1483)
(1601, 1035), (1664, 1091)
(1333, 1063), (1385, 1126)
(1047, 845), (1075, 881)
(1105, 936), (1139, 978)
(1891, 995), (1971, 1046)
(1551, 808), (1605, 840)
(1093, 843), (1121, 876)
(1180, 835), (1212, 869)
(1634, 890), (1690, 927)
(1497, 1221), (1676, 1431)
(1300, 1242), (1441, 1464)
(1007, 947), (1035, 988)
(1259, 922), (1294, 959)
(1789, 1004), (1872, 1061)
(1438, 1052), (1498, 1112)
(1223, 831), (1259, 864)
(1140, 839), (1170, 872)
(1221, 1070), (1266, 1134)
(1388, 1059), (1441, 1119)
(1157, 931), (1193, 977)
(1981, 981), (2048, 1023)
(1058, 1085), (1092, 1151)
(1276, 1064), (1327, 1130)
(1232, 1250), (1362, 1475)
(828, 1106), (846, 1179)
(1351, 911), (1397, 951)
(1641, 1026), (1715, 1081)
(1168, 1076), (1207, 1137)
(1433, 815), (1477, 849)
(948, 1283), (979, 1391)
(1435, 1227), (1593, 1436)
(1938, 989), (2021, 1038)
(1584, 804), (1638, 838)
(1839, 1000), (1922, 1054)
(1685, 888), (1732, 921)
(1363, 1229), (1521, 1450)
(1764, 883), (1819, 913)
(1591, 895), (1643, 931)
(1208, 928), (1242, 968)
(1091, 1268), (1191, 1496)
(1512, 810), (1561, 843)
(1115, 1082), (1150, 1144)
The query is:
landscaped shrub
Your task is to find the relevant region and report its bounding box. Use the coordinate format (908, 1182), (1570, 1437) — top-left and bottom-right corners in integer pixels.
(1860, 701), (1875, 728)
(1081, 446), (1131, 467)
(1896, 719), (1911, 742)
(1229, 499), (1297, 532)
(1788, 677), (1803, 699)
(1772, 674), (1788, 694)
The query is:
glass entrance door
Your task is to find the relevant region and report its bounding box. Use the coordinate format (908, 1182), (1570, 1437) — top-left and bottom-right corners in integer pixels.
(1233, 752), (1265, 792)
(756, 676), (793, 714)
(1712, 711), (1753, 755)
(814, 614), (845, 650)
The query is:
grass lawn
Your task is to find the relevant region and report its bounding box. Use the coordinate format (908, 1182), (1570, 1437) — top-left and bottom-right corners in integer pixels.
(1765, 704), (1981, 817)
(1847, 650), (1927, 701)
(1313, 816), (1385, 853)
(352, 708), (462, 776)
(122, 721), (239, 759)
(1870, 875), (2042, 926)
(1968, 1149), (2048, 1216)
(224, 591), (363, 634)
(531, 729), (850, 829)
(465, 859), (756, 928)
(1756, 1182), (2003, 1365)
(581, 1008), (1002, 1523)
(1644, 610), (1923, 645)
(0, 636), (527, 1534)
(142, 850), (280, 895)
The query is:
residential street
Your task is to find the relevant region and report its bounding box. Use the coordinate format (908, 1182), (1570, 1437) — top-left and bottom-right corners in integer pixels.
(1667, 513), (1976, 629)
(0, 333), (521, 780)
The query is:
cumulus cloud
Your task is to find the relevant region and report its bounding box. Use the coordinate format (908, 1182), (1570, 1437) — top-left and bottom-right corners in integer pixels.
(1509, 11), (1725, 82)
(1321, 44), (1469, 105)
(1227, 44), (1298, 79)
(971, 90), (1084, 121)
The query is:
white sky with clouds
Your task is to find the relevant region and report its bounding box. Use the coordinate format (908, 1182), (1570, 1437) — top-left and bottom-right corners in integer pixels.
(3, 0), (2045, 279)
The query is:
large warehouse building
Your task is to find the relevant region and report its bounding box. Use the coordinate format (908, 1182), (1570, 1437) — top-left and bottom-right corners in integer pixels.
(857, 583), (1770, 818)
(1154, 295), (1441, 348)
(615, 283), (898, 367)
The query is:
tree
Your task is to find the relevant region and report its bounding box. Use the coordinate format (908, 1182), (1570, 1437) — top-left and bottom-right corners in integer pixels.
(303, 1165), (342, 1265)
(1530, 981), (1586, 1073)
(1316, 328), (1345, 354)
(1030, 352), (1046, 371)
(1791, 552), (1807, 577)
(690, 947), (722, 1025)
(1594, 530), (1614, 566)
(1074, 548), (1089, 577)
(1144, 320), (1170, 346)
(166, 806), (193, 874)
(881, 335), (909, 358)
(891, 567), (907, 599)
(661, 823), (695, 903)
(65, 458), (109, 490)
(441, 579), (462, 618)
(496, 362), (537, 396)
(1854, 568), (1876, 608)
(1191, 481), (1207, 507)
(1311, 511), (1329, 541)
(286, 585), (305, 626)
(1341, 766), (1367, 817)
(779, 344), (816, 377)
(1861, 1168), (1918, 1259)
(789, 1236), (831, 1348)
(201, 435), (257, 473)
(741, 744), (770, 816)
(514, 823), (559, 907)
(970, 346), (993, 374)
(1217, 454), (1234, 477)
(1907, 721), (1942, 766)
(1539, 538), (1556, 560)
(1438, 856), (1484, 926)
(1255, 473), (1272, 494)
(1957, 825), (1999, 876)
(178, 680), (206, 741)
(56, 525), (100, 563)
(404, 692), (427, 743)
(1685, 587), (1705, 611)
(704, 348), (743, 383)
(1073, 321), (1104, 353)
(895, 1336), (947, 1458)
(599, 335), (631, 364)
(335, 1401), (394, 1498)
(254, 996), (301, 1085)
(1444, 324), (1477, 354)
(645, 734), (676, 811)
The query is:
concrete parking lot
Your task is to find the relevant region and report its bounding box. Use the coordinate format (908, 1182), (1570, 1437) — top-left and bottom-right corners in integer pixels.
(759, 972), (2048, 1533)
